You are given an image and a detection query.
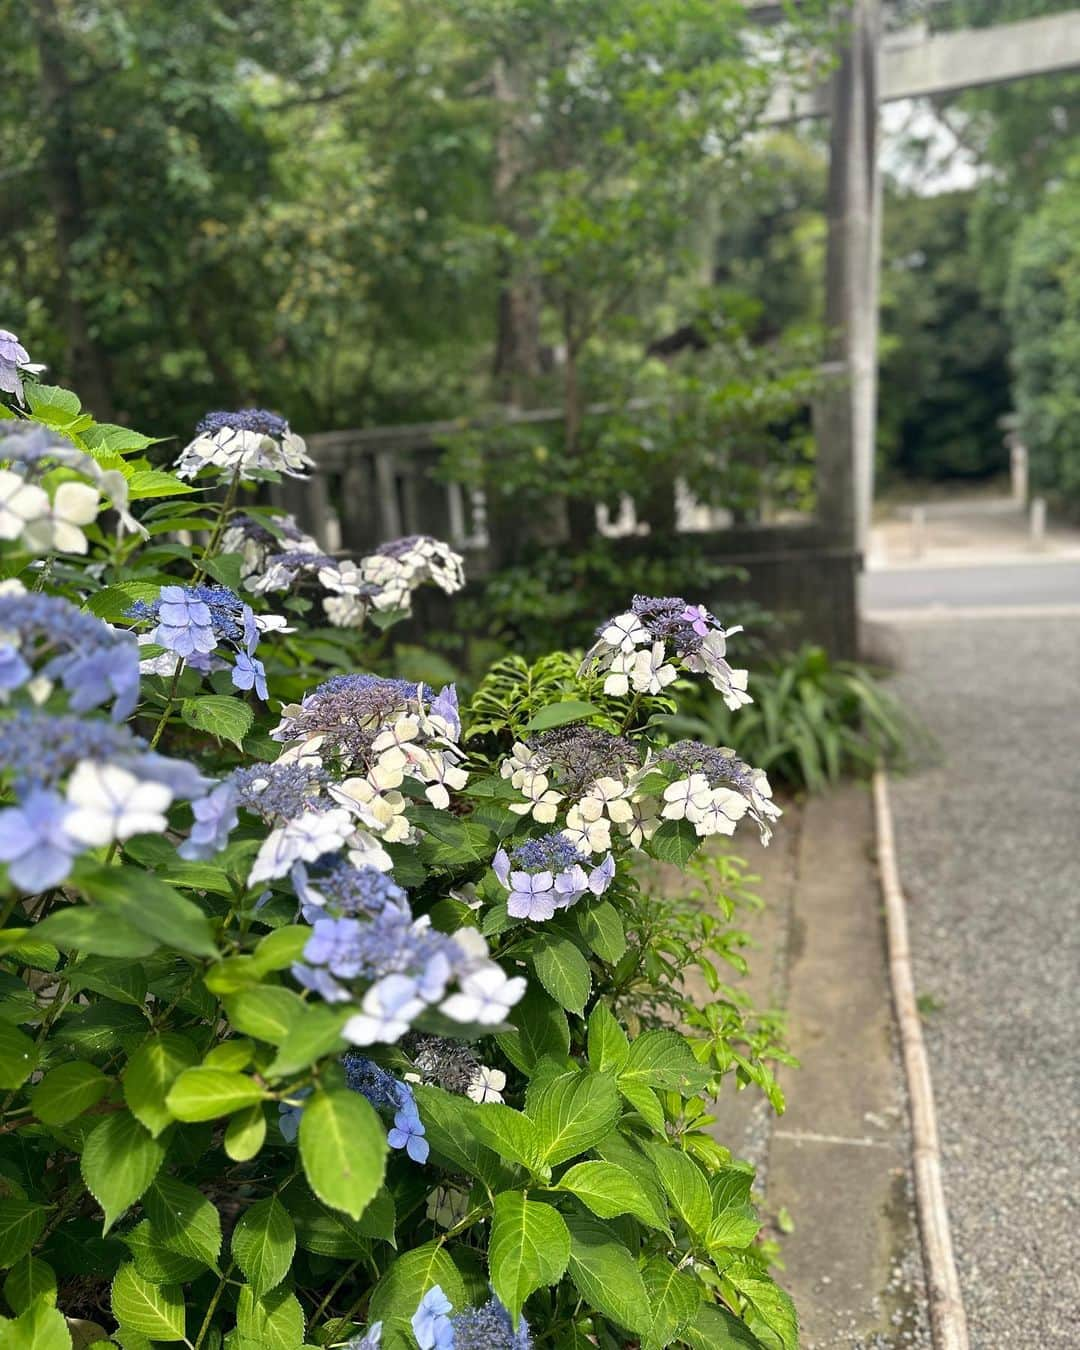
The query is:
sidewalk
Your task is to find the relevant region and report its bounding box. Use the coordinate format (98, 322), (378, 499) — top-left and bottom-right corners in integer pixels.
(701, 787), (932, 1349)
(868, 494), (1080, 571)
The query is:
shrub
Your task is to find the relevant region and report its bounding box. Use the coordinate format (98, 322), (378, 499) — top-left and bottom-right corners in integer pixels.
(661, 645), (912, 792)
(0, 341), (796, 1349)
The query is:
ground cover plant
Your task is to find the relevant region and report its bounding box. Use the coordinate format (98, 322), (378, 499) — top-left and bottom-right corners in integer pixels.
(0, 331), (795, 1349)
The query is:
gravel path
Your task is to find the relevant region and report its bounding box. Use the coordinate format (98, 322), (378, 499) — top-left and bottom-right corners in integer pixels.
(886, 616), (1080, 1349)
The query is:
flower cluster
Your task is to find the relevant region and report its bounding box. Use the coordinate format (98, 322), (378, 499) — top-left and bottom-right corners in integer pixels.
(413, 1287), (531, 1350)
(580, 593), (751, 710)
(657, 739), (782, 844)
(127, 583), (269, 696)
(0, 588), (140, 720)
(271, 676), (466, 856)
(293, 909), (525, 1046)
(343, 1052), (429, 1162)
(0, 330), (33, 403)
(492, 833), (615, 921)
(174, 408), (314, 480)
(222, 512), (466, 627)
(500, 725), (641, 853)
(408, 1034), (506, 1104)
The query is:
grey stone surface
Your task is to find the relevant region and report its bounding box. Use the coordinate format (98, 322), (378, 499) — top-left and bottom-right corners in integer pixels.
(886, 616), (1080, 1349)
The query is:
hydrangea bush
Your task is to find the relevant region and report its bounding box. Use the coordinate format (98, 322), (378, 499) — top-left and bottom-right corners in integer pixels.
(0, 340), (796, 1349)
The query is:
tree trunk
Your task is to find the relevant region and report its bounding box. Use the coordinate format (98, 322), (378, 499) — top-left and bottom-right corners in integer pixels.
(563, 334), (595, 549)
(33, 0), (115, 419)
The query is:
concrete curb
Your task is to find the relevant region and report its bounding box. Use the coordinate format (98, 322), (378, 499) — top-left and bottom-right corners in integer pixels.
(873, 768), (969, 1350)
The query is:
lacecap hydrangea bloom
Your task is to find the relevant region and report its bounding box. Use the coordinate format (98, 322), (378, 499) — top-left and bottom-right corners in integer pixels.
(657, 739), (782, 844)
(174, 408), (314, 480)
(127, 583), (270, 695)
(0, 330), (32, 403)
(492, 832), (615, 921)
(580, 593), (752, 711)
(412, 1286), (531, 1350)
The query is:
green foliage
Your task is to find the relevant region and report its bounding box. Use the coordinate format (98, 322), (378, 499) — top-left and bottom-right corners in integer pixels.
(0, 370), (805, 1345)
(663, 645), (913, 792)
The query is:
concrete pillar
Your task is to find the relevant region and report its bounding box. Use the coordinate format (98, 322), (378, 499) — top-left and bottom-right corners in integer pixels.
(816, 0), (882, 558)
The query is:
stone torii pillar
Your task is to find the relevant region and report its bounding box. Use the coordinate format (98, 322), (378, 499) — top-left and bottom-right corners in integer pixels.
(815, 0), (882, 559)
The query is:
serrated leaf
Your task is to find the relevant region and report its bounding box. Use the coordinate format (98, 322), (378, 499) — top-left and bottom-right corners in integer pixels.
(122, 1220), (206, 1285)
(557, 1161), (669, 1230)
(180, 695), (253, 750)
(367, 1243), (466, 1349)
(524, 700), (602, 732)
(2, 1254), (57, 1312)
(577, 900), (626, 963)
(410, 1086), (513, 1191)
(165, 1067), (265, 1122)
(586, 1003), (629, 1074)
(620, 1028), (711, 1094)
(143, 1177), (222, 1271)
(299, 1089), (387, 1221)
(224, 987), (303, 1045)
(489, 1192), (570, 1324)
(0, 1200), (47, 1266)
(31, 1062), (110, 1125)
(110, 1264), (185, 1341)
(123, 1034), (199, 1136)
(67, 956), (147, 1008)
(531, 936), (591, 1015)
(684, 1303), (768, 1349)
(640, 1257), (703, 1350)
(85, 583), (162, 622)
(126, 471), (194, 501)
(33, 907), (157, 960)
(707, 1205), (761, 1251)
(266, 1004), (352, 1078)
(225, 1104), (267, 1162)
(232, 1197), (295, 1299)
(469, 1104), (542, 1172)
(648, 817), (702, 866)
(235, 1285), (305, 1350)
(641, 1142), (713, 1237)
(565, 1211), (649, 1336)
(526, 1070), (620, 1167)
(618, 1079), (666, 1132)
(81, 1113), (165, 1233)
(73, 865), (218, 958)
(0, 1298), (71, 1349)
(495, 984), (569, 1073)
(0, 1023), (38, 1090)
(724, 1263), (798, 1350)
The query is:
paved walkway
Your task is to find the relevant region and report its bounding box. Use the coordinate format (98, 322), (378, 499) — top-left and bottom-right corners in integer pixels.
(886, 615), (1080, 1349)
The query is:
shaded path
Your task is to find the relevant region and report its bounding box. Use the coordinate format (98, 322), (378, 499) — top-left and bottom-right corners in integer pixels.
(886, 616), (1080, 1348)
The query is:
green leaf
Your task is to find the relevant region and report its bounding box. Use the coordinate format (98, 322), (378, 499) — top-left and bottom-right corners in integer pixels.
(165, 1067), (265, 1122)
(180, 695), (254, 750)
(367, 1243), (466, 1350)
(33, 908), (157, 960)
(621, 1029), (711, 1094)
(724, 1263), (798, 1350)
(0, 1023), (38, 1090)
(225, 1104), (267, 1162)
(224, 987), (304, 1045)
(251, 926), (313, 976)
(641, 1142), (713, 1237)
(618, 1080), (666, 1133)
(488, 1192), (570, 1324)
(410, 1087), (514, 1192)
(122, 1220), (206, 1285)
(123, 1034), (199, 1137)
(532, 936), (591, 1015)
(267, 1004), (352, 1078)
(125, 470), (194, 501)
(298, 1089), (387, 1221)
(557, 1161), (669, 1230)
(0, 1200), (47, 1267)
(286, 1185), (394, 1257)
(232, 1198), (296, 1299)
(707, 1206), (761, 1251)
(684, 1303), (768, 1349)
(2, 1254), (57, 1312)
(201, 553), (245, 591)
(565, 1212), (649, 1337)
(469, 1105), (542, 1172)
(577, 901), (626, 963)
(110, 1264), (186, 1342)
(74, 864), (218, 958)
(495, 984), (569, 1073)
(81, 1113), (165, 1233)
(586, 1003), (629, 1074)
(640, 1257), (703, 1350)
(0, 1298), (71, 1349)
(143, 1177), (222, 1271)
(85, 582), (163, 622)
(524, 700), (602, 731)
(26, 383), (81, 420)
(527, 1070), (621, 1167)
(235, 1285), (305, 1350)
(67, 956), (147, 1008)
(31, 1062), (110, 1125)
(648, 818), (702, 866)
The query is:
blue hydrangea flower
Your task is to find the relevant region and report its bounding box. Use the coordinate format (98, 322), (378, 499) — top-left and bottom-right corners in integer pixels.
(387, 1098), (429, 1164)
(231, 651), (268, 699)
(0, 644), (31, 692)
(291, 859), (406, 921)
(153, 585), (216, 658)
(0, 789), (80, 890)
(346, 1324), (383, 1349)
(343, 1054), (430, 1164)
(452, 1296), (531, 1349)
(412, 1286), (454, 1350)
(278, 1087), (311, 1143)
(179, 782), (240, 861)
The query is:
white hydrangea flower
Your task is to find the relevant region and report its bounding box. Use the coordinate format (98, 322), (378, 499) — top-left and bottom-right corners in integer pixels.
(330, 777), (412, 843)
(344, 974), (427, 1045)
(689, 787), (750, 837)
(0, 470), (48, 543)
(620, 797), (661, 849)
(562, 805), (612, 854)
(578, 776), (634, 825)
(249, 807), (355, 885)
(65, 761), (173, 846)
(600, 612), (650, 653)
(21, 481), (100, 555)
(467, 1065), (507, 1105)
(661, 774), (713, 822)
(440, 964), (527, 1025)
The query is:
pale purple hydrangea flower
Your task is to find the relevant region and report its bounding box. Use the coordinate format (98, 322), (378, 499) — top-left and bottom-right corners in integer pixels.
(0, 331), (31, 403)
(0, 789), (80, 890)
(413, 1286), (454, 1350)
